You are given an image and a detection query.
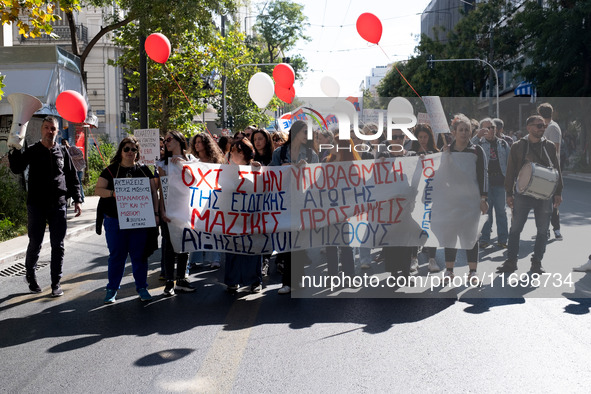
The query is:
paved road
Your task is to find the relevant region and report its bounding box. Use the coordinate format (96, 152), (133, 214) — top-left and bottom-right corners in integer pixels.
(0, 178), (590, 392)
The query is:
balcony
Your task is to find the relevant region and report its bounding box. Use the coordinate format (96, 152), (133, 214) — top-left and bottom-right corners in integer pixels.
(19, 24), (88, 45)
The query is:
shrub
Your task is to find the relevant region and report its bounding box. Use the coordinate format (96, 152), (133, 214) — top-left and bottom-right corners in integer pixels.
(85, 136), (116, 196)
(0, 165), (28, 241)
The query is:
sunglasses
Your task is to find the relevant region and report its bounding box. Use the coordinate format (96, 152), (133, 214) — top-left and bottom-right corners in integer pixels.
(531, 123), (546, 129)
(164, 137), (175, 143)
(123, 147), (138, 153)
(273, 138), (281, 142)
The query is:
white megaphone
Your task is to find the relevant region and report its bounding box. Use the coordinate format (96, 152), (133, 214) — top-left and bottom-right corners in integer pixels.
(7, 93), (43, 150)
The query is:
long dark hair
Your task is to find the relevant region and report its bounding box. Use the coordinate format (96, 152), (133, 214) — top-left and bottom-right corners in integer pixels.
(190, 133), (226, 164)
(163, 130), (188, 164)
(411, 123), (439, 153)
(231, 138), (255, 164)
(286, 120), (315, 151)
(111, 136), (140, 164)
(251, 128), (273, 165)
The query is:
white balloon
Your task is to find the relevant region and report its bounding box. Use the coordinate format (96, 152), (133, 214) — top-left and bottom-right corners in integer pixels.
(320, 75), (340, 97)
(248, 72), (274, 109)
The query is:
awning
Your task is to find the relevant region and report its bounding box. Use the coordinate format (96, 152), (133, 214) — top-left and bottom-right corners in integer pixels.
(514, 81), (534, 96)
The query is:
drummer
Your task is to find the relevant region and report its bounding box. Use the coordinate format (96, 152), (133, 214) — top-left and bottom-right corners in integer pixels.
(497, 115), (563, 275)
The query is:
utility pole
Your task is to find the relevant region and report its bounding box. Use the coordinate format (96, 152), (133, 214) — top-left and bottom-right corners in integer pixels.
(221, 15), (227, 128)
(139, 34), (148, 129)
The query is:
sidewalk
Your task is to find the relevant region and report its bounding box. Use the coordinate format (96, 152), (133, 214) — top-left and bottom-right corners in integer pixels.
(0, 196), (99, 267)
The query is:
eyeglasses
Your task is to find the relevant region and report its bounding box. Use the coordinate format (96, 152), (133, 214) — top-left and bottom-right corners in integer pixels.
(123, 147), (138, 153)
(164, 137), (174, 143)
(391, 135), (404, 140)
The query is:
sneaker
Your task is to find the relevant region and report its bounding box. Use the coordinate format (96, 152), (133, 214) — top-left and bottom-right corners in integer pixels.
(250, 283), (262, 293)
(496, 242), (508, 249)
(530, 258), (546, 275)
(51, 283), (64, 297)
(554, 229), (563, 240)
(497, 259), (518, 273)
(467, 271), (480, 286)
(211, 261), (221, 269)
(163, 281), (175, 297)
(443, 270), (454, 285)
(574, 257), (591, 272)
(175, 279), (196, 293)
(479, 240), (490, 249)
(138, 288), (152, 302)
(278, 285), (291, 295)
(409, 258), (419, 275)
(227, 284), (239, 294)
(25, 275), (42, 293)
(428, 258), (440, 273)
(104, 288), (117, 304)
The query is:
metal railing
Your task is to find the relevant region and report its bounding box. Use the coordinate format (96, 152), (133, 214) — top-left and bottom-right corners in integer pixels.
(20, 24), (88, 44)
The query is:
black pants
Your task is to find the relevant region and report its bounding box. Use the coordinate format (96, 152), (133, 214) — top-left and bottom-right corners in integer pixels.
(444, 242), (479, 263)
(551, 207), (560, 231)
(160, 222), (188, 281)
(25, 203), (67, 285)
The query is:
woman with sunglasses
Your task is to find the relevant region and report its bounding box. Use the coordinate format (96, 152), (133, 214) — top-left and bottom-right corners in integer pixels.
(188, 132), (226, 269)
(271, 131), (288, 150)
(95, 136), (159, 304)
(157, 131), (197, 296)
(224, 138), (264, 294)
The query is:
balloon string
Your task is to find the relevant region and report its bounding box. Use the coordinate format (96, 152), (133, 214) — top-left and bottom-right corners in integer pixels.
(164, 64), (214, 138)
(377, 44), (422, 100)
(88, 129), (110, 169)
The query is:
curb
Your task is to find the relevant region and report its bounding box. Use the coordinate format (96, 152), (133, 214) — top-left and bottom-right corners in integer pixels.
(0, 223), (95, 267)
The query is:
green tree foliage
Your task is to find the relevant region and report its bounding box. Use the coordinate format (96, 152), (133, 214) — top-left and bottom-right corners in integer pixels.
(252, 0), (310, 79)
(513, 0), (591, 96)
(112, 20), (272, 135)
(378, 0), (521, 99)
(0, 165), (28, 241)
(0, 0), (80, 38)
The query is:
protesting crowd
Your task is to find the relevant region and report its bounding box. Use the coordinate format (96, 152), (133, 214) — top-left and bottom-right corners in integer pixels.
(9, 101), (590, 304)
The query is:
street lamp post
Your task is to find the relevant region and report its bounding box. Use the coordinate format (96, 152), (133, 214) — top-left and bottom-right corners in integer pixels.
(427, 58), (499, 118)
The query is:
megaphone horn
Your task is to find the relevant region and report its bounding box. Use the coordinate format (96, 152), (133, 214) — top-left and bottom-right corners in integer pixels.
(7, 93), (43, 150)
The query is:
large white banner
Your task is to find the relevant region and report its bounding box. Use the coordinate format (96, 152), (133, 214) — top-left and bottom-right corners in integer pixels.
(164, 153), (484, 255)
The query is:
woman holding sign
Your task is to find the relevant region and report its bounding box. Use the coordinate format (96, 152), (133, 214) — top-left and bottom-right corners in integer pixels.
(189, 133), (226, 269)
(95, 136), (159, 304)
(158, 130), (197, 296)
(270, 120), (319, 295)
(441, 114), (489, 285)
(225, 138), (264, 294)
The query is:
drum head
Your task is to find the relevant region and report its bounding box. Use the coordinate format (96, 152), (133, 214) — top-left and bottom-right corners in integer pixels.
(516, 162), (533, 193)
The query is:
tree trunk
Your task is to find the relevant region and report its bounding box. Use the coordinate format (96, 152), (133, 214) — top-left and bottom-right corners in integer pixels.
(65, 11), (79, 57)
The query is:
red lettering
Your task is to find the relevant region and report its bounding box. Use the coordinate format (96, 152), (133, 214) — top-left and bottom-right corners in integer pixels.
(191, 208), (210, 230)
(182, 165), (196, 187)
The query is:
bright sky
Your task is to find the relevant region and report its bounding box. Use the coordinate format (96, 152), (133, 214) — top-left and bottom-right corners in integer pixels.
(269, 0), (434, 97)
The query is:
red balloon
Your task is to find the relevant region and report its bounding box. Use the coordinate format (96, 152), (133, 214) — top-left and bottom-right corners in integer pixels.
(273, 63), (295, 88)
(356, 13), (382, 44)
(56, 90), (88, 123)
(145, 33), (171, 63)
(275, 84), (296, 104)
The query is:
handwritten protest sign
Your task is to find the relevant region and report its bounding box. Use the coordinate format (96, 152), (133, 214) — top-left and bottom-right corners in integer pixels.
(114, 177), (156, 229)
(164, 153), (483, 255)
(423, 96), (450, 135)
(417, 112), (430, 125)
(134, 128), (160, 166)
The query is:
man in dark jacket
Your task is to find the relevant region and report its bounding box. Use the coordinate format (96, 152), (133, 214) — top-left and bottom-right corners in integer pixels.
(9, 116), (82, 297)
(496, 115), (562, 275)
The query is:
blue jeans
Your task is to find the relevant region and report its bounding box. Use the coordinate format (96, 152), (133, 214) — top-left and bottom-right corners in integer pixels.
(507, 194), (553, 262)
(480, 185), (508, 244)
(25, 203), (67, 286)
(77, 170), (85, 202)
(103, 216), (149, 291)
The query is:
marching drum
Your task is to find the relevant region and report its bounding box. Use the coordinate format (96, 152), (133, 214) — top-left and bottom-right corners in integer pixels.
(516, 162), (559, 200)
